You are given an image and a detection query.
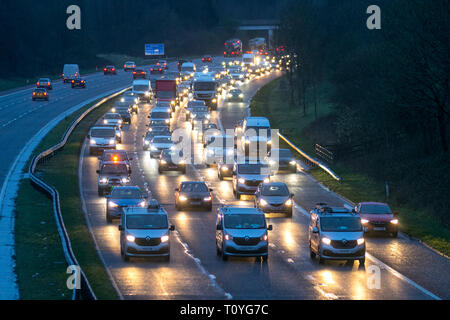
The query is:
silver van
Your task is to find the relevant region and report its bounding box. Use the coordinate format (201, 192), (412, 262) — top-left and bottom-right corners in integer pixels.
(216, 206), (272, 262)
(308, 203), (366, 265)
(119, 200), (175, 261)
(62, 64), (80, 83)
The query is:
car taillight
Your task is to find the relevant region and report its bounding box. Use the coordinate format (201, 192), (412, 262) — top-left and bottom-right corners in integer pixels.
(159, 68), (161, 71)
(133, 72), (136, 74)
(36, 82), (39, 86)
(72, 80), (74, 83)
(44, 92), (47, 95)
(32, 92), (36, 95)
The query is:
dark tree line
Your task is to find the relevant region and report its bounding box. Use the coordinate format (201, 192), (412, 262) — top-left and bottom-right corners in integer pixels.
(279, 0), (450, 222)
(0, 0), (291, 78)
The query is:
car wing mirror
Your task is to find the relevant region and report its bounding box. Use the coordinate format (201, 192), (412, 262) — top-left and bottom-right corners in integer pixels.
(267, 225), (273, 231)
(105, 195), (110, 198)
(96, 170), (100, 174)
(216, 224), (222, 230)
(290, 193), (294, 198)
(209, 188), (213, 192)
(312, 227), (319, 234)
(118, 225), (124, 231)
(170, 225), (175, 231)
(174, 188), (179, 192)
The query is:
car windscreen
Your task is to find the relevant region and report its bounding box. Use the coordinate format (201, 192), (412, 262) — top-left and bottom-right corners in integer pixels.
(360, 204), (392, 214)
(192, 106), (208, 113)
(230, 89), (241, 94)
(320, 217), (363, 232)
(246, 126), (271, 136)
(156, 91), (175, 98)
(193, 82), (216, 91)
(238, 164), (269, 174)
(153, 137), (172, 144)
(105, 114), (121, 119)
(277, 149), (293, 158)
(133, 85), (149, 91)
(181, 66), (194, 72)
(150, 120), (167, 126)
(151, 112), (170, 119)
(126, 214), (168, 229)
(224, 214), (266, 229)
(111, 188), (141, 199)
(261, 184), (289, 196)
(91, 129), (115, 137)
(101, 164), (128, 174)
(180, 183), (208, 192)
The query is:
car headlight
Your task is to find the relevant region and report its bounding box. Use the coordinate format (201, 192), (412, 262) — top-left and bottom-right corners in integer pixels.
(224, 234), (233, 241)
(116, 132), (121, 137)
(144, 140), (149, 145)
(160, 159), (167, 164)
(145, 92), (150, 96)
(109, 139), (116, 145)
(361, 219), (369, 224)
(121, 177), (129, 184)
(239, 74), (243, 78)
(285, 199), (293, 206)
(212, 98), (217, 103)
(118, 120), (122, 124)
(321, 237), (331, 245)
(208, 149), (214, 155)
(238, 178), (245, 184)
(260, 199), (268, 206)
(357, 238), (365, 245)
(260, 234), (268, 241)
(239, 94), (244, 98)
(111, 108), (116, 113)
(161, 235), (169, 243)
(165, 119), (170, 124)
(150, 146), (158, 151)
(263, 178), (270, 183)
(126, 235), (135, 242)
(390, 219), (399, 225)
(99, 177), (108, 184)
(203, 196), (212, 201)
(108, 201), (118, 208)
(290, 160), (296, 165)
(103, 119), (108, 124)
(138, 201), (146, 208)
(120, 98), (124, 102)
(90, 139), (96, 145)
(179, 195), (187, 201)
(206, 114), (210, 119)
(221, 166), (228, 171)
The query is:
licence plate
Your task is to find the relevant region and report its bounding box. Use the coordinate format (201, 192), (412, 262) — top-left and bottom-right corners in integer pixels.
(337, 249), (352, 254)
(143, 247), (155, 251)
(374, 227), (386, 231)
(190, 201), (201, 205)
(169, 166), (177, 169)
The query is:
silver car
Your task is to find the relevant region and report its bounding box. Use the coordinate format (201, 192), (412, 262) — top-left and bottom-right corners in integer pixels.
(149, 135), (174, 158)
(308, 203), (366, 265)
(119, 200), (175, 261)
(88, 126), (116, 155)
(254, 182), (294, 217)
(102, 113), (123, 127)
(216, 206), (272, 261)
(232, 161), (270, 199)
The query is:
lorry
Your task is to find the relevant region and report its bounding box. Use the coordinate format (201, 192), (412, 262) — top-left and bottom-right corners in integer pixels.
(155, 79), (178, 109)
(249, 37), (266, 52)
(224, 39), (243, 57)
(192, 73), (218, 110)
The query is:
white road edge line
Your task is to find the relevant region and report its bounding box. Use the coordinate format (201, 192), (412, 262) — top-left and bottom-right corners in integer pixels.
(78, 141), (124, 300)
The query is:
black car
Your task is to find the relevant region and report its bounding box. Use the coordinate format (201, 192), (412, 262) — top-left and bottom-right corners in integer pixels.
(150, 64), (164, 74)
(175, 181), (213, 211)
(104, 66), (117, 75)
(32, 88), (49, 101)
(143, 126), (171, 150)
(266, 148), (297, 173)
(133, 69), (147, 79)
(158, 149), (186, 174)
(71, 78), (86, 88)
(98, 149), (132, 172)
(112, 103), (131, 124)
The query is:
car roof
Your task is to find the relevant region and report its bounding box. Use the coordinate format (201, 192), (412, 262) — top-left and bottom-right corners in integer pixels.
(153, 135), (172, 139)
(91, 126), (114, 130)
(112, 185), (140, 191)
(262, 182), (287, 188)
(181, 181), (207, 185)
(358, 202), (389, 206)
(152, 107), (171, 112)
(245, 117), (270, 126)
(124, 206), (167, 216)
(103, 149), (127, 155)
(220, 206), (264, 215)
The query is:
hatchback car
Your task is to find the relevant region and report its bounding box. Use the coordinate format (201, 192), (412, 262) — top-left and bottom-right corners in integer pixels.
(266, 148), (297, 173)
(36, 78), (52, 90)
(216, 206), (272, 261)
(150, 64), (164, 74)
(119, 200), (175, 261)
(32, 88), (49, 101)
(227, 88), (244, 101)
(232, 160), (270, 199)
(174, 181), (213, 211)
(123, 61), (136, 71)
(106, 186), (147, 222)
(98, 149), (132, 171)
(111, 104), (131, 124)
(254, 182), (294, 217)
(96, 161), (130, 196)
(102, 112), (123, 127)
(104, 65), (117, 75)
(356, 202), (398, 237)
(149, 135), (174, 158)
(202, 55), (212, 63)
(158, 149), (186, 174)
(143, 126), (171, 150)
(133, 69), (147, 79)
(71, 78), (86, 88)
(309, 203), (366, 265)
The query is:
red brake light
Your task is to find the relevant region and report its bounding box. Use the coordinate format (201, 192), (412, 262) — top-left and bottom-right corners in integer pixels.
(32, 92), (36, 95)
(72, 80), (74, 83)
(44, 92), (47, 95)
(37, 82), (39, 86)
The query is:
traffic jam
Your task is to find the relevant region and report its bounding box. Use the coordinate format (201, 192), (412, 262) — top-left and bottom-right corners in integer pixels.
(80, 40), (396, 268)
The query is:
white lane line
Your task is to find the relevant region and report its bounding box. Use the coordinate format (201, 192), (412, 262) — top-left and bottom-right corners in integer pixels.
(293, 201), (441, 300)
(78, 142), (124, 300)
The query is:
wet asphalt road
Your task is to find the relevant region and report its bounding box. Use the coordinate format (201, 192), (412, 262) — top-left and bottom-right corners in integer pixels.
(79, 58), (449, 299)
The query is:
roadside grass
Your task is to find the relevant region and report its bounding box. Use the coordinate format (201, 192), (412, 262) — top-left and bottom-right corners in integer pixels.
(15, 98), (120, 299)
(250, 76), (450, 257)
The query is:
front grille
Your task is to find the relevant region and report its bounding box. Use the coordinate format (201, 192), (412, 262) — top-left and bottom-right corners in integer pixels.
(330, 240), (357, 249)
(134, 237), (161, 246)
(245, 180), (262, 187)
(269, 203), (283, 207)
(233, 237), (260, 246)
(108, 178), (121, 185)
(323, 249), (365, 257)
(370, 221), (387, 227)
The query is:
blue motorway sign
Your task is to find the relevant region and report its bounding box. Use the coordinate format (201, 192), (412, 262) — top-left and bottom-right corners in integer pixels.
(145, 43), (164, 56)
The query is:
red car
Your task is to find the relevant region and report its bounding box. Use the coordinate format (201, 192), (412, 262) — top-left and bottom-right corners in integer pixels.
(156, 60), (168, 70)
(132, 69), (147, 79)
(355, 202), (398, 237)
(202, 55), (212, 63)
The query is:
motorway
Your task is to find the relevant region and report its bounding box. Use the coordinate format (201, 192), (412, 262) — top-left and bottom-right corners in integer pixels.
(78, 58), (450, 299)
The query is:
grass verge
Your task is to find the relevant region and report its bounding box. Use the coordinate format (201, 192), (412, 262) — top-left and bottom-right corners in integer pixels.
(15, 97), (119, 299)
(250, 76), (450, 257)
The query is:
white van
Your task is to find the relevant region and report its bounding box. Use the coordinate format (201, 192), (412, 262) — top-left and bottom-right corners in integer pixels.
(132, 79), (152, 102)
(180, 62), (196, 80)
(62, 64), (80, 83)
(241, 116), (272, 154)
